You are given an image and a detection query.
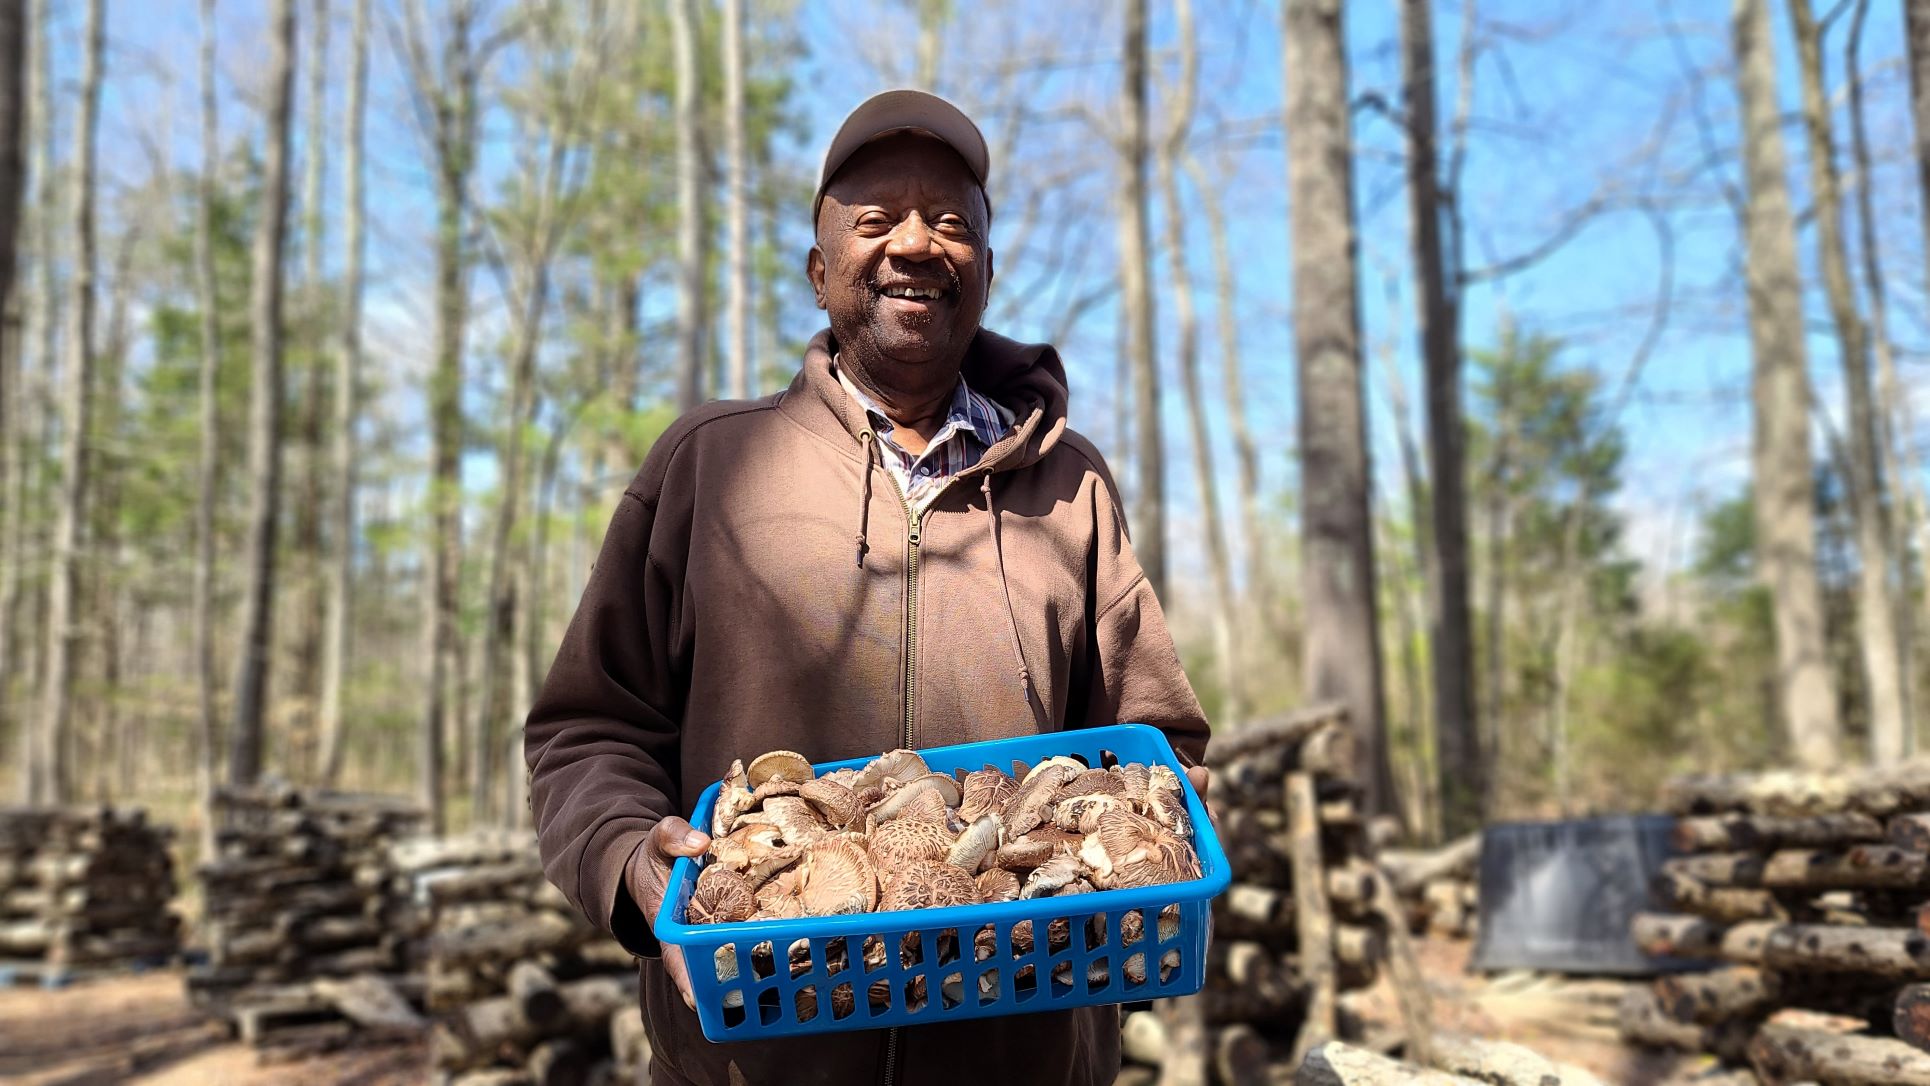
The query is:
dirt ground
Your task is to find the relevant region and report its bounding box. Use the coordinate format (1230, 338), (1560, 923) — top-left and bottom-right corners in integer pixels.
(0, 941), (1729, 1086)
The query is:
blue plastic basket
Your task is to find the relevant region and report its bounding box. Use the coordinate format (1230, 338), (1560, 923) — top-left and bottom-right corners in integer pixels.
(653, 723), (1230, 1042)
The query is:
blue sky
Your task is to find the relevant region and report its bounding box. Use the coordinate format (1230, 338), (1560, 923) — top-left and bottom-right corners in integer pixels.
(46, 0), (1930, 597)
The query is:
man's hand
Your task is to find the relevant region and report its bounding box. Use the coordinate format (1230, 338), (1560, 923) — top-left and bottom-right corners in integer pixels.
(1184, 764), (1218, 834)
(627, 816), (711, 1009)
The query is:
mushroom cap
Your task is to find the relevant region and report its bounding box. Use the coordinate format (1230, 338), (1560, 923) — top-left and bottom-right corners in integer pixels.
(1108, 762), (1151, 806)
(820, 766), (861, 788)
(989, 835), (1056, 872)
(975, 868), (1020, 902)
(945, 813), (1003, 873)
(1022, 756), (1088, 787)
(1060, 769), (1126, 800)
(1004, 762), (1082, 837)
(749, 777), (804, 805)
(799, 777), (863, 828)
(906, 772), (962, 808)
(758, 795), (831, 846)
(747, 750), (816, 790)
(689, 864), (758, 925)
(867, 816), (953, 868)
(868, 774), (954, 825)
(1019, 852), (1089, 899)
(958, 768), (1018, 823)
(1144, 764), (1192, 836)
(1054, 793), (1127, 834)
(879, 859), (980, 912)
(759, 837), (878, 917)
(1080, 809), (1200, 890)
(712, 759), (755, 838)
(854, 748), (930, 790)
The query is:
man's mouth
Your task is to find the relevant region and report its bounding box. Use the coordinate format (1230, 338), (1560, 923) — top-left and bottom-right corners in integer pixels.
(878, 284), (948, 301)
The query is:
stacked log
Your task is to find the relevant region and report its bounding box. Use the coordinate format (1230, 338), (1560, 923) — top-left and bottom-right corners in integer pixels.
(1116, 703), (1413, 1086)
(1379, 834), (1479, 940)
(189, 784), (426, 1054)
(1618, 761), (1930, 1084)
(1292, 1036), (1603, 1085)
(0, 806), (182, 984)
(402, 828), (647, 1086)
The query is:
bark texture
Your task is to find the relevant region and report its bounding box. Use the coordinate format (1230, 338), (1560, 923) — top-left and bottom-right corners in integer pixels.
(670, 0), (706, 413)
(1284, 0), (1393, 813)
(1120, 0), (1164, 597)
(1733, 0), (1840, 769)
(192, 0), (223, 828)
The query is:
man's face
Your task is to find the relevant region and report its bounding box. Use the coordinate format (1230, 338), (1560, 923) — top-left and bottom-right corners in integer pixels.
(808, 134), (993, 376)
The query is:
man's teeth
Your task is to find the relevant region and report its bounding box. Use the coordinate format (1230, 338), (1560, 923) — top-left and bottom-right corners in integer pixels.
(881, 286), (944, 300)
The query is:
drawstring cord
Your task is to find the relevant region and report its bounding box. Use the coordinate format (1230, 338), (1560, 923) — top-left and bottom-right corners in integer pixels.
(855, 431), (876, 568)
(982, 475), (1046, 728)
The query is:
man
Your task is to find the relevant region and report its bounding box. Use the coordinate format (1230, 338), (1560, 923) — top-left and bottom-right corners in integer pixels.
(525, 90), (1210, 1086)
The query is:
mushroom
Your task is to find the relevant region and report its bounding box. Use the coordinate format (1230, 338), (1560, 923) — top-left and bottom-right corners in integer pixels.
(853, 748), (928, 791)
(1078, 809), (1201, 890)
(1108, 762), (1151, 807)
(1053, 793), (1127, 834)
(749, 776), (804, 806)
(975, 868), (1020, 903)
(1059, 768), (1126, 800)
(799, 778), (862, 828)
(987, 834), (1056, 872)
(1144, 764), (1193, 837)
(957, 768), (1018, 823)
(747, 750), (815, 791)
(867, 817), (953, 869)
(1003, 761), (1081, 837)
(879, 859), (980, 912)
(1022, 756), (1087, 786)
(756, 837), (879, 918)
(944, 813), (1002, 873)
(867, 773), (958, 824)
(1019, 852), (1089, 899)
(757, 795), (831, 846)
(709, 823), (803, 889)
(688, 864), (758, 925)
(711, 759), (755, 838)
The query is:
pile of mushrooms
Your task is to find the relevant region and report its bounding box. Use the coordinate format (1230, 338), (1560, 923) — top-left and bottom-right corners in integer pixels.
(685, 748), (1200, 1016)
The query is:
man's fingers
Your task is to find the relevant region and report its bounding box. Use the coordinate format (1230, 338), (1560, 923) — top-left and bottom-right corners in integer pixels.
(665, 945), (697, 1010)
(653, 816), (711, 858)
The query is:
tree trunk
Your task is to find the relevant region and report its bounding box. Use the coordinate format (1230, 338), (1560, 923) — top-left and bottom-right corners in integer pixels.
(86, 229), (134, 804)
(228, 0), (297, 789)
(1908, 1), (1930, 303)
(1285, 0), (1393, 814)
(1186, 154), (1267, 665)
(409, 0), (480, 835)
(1156, 0), (1239, 729)
(722, 0), (748, 399)
(1853, 0), (1920, 753)
(1732, 0), (1840, 769)
(290, 0), (330, 781)
(670, 0), (705, 413)
(317, 0), (368, 788)
(1789, 0), (1903, 765)
(0, 0), (25, 790)
(1120, 0), (1163, 597)
(35, 0), (105, 806)
(192, 0), (224, 832)
(1400, 0), (1478, 837)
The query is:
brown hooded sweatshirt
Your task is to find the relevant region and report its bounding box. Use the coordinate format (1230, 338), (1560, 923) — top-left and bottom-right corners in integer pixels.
(524, 327), (1209, 1086)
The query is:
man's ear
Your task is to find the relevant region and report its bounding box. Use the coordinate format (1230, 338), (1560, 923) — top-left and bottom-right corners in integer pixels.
(985, 247), (995, 295)
(806, 246), (827, 310)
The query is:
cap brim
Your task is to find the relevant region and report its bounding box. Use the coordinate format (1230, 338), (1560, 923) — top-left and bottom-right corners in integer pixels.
(813, 90), (990, 225)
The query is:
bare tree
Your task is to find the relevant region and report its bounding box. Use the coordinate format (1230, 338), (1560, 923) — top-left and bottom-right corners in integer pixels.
(317, 0), (369, 787)
(399, 0), (484, 833)
(1908, 0), (1930, 292)
(228, 0), (297, 787)
(1732, 0), (1840, 768)
(1399, 0), (1478, 836)
(1787, 0), (1903, 762)
(290, 0), (330, 778)
(0, 0), (26, 783)
(1120, 0), (1163, 596)
(670, 0), (706, 413)
(192, 0), (224, 831)
(723, 0), (749, 399)
(34, 0), (105, 804)
(1285, 0), (1393, 813)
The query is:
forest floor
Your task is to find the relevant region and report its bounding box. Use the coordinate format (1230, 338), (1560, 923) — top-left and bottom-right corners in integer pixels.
(0, 940), (1730, 1086)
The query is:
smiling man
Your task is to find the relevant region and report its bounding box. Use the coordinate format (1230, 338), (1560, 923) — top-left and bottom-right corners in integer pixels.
(524, 90), (1210, 1086)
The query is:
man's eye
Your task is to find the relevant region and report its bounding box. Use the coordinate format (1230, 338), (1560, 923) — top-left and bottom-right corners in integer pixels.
(857, 213), (892, 229)
(935, 216), (970, 234)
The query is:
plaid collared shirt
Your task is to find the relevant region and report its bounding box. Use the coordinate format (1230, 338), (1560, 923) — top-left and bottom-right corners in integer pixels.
(837, 360), (1013, 516)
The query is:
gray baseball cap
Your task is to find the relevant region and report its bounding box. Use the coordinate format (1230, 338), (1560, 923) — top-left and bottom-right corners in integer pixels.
(812, 89), (991, 227)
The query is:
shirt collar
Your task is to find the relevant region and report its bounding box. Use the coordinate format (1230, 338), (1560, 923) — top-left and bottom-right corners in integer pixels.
(834, 357), (1012, 451)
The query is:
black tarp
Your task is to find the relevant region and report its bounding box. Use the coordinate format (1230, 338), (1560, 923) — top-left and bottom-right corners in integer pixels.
(1470, 813), (1684, 976)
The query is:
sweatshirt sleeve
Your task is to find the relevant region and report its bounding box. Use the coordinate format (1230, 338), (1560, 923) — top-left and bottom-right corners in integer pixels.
(1076, 451), (1211, 767)
(524, 462), (688, 959)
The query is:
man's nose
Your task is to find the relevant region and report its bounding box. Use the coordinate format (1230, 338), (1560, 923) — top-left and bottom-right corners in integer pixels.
(883, 213), (941, 261)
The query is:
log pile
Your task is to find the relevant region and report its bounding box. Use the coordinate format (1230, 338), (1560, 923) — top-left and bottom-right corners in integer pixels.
(402, 829), (647, 1086)
(188, 784), (426, 1054)
(1618, 761), (1930, 1084)
(1116, 704), (1421, 1086)
(1291, 1036), (1603, 1085)
(1379, 834), (1479, 940)
(0, 806), (181, 984)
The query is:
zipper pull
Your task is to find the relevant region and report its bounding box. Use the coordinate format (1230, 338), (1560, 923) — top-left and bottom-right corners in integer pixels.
(908, 525), (921, 547)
